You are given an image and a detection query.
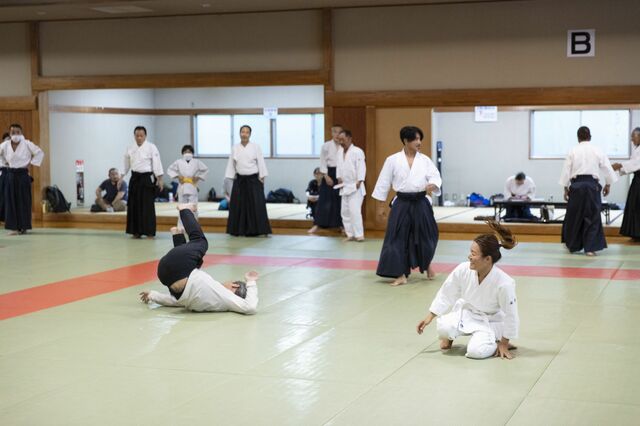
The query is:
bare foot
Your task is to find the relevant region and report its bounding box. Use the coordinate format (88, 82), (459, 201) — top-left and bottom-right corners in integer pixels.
(440, 339), (453, 350)
(355, 237), (365, 242)
(426, 266), (436, 280)
(170, 226), (184, 235)
(177, 203), (196, 212)
(390, 276), (408, 286)
(343, 237), (355, 242)
(132, 234), (141, 239)
(508, 344), (517, 350)
(308, 225), (318, 234)
(585, 251), (596, 257)
(7, 231), (18, 236)
(245, 271), (259, 282)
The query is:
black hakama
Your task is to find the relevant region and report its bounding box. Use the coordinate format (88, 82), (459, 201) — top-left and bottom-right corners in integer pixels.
(4, 168), (33, 232)
(0, 167), (7, 222)
(376, 191), (439, 278)
(126, 171), (157, 237)
(314, 166), (342, 228)
(227, 173), (272, 237)
(620, 172), (640, 239)
(562, 175), (606, 252)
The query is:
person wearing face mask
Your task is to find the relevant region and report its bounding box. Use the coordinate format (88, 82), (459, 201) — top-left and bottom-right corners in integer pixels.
(224, 124), (271, 237)
(167, 145), (209, 228)
(0, 124), (44, 235)
(416, 220), (519, 360)
(120, 126), (164, 239)
(372, 126), (442, 286)
(612, 127), (640, 241)
(0, 132), (10, 223)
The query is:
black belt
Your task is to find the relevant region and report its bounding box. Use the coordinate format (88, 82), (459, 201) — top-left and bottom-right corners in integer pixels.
(571, 175), (598, 183)
(396, 191), (427, 201)
(8, 168), (28, 174)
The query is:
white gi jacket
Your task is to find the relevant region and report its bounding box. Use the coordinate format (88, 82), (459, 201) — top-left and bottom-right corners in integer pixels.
(0, 138), (44, 168)
(147, 269), (258, 314)
(429, 262), (519, 340)
(225, 142), (268, 179)
(123, 141), (164, 176)
(504, 176), (536, 199)
(372, 151), (442, 204)
(319, 140), (340, 174)
(558, 142), (617, 188)
(167, 158), (209, 198)
(619, 144), (640, 175)
(336, 145), (366, 196)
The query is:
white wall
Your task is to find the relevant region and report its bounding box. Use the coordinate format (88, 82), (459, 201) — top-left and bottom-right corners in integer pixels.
(432, 111), (640, 206)
(49, 89), (157, 205)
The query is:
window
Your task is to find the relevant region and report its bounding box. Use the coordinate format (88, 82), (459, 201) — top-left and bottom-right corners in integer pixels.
(195, 115), (232, 156)
(195, 112), (324, 158)
(531, 109), (630, 159)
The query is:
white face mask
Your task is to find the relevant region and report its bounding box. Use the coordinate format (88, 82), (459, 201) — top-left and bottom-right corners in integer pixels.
(11, 134), (23, 143)
(183, 153), (193, 162)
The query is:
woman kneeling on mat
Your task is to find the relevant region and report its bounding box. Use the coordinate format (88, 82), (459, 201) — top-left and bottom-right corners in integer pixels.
(416, 220), (519, 360)
(140, 204), (259, 314)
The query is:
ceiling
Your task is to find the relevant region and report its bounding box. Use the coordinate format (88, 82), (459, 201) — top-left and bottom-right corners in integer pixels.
(0, 0), (527, 23)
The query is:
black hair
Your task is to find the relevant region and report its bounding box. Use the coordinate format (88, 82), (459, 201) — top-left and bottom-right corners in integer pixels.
(577, 126), (591, 142)
(515, 172), (526, 181)
(134, 126), (147, 135)
(233, 281), (247, 299)
(340, 129), (353, 138)
(313, 167), (321, 174)
(9, 123), (22, 131)
(474, 220), (518, 263)
(2, 132), (9, 140)
(181, 145), (194, 154)
(239, 125), (252, 134)
(400, 126), (424, 144)
(632, 127), (640, 135)
(108, 167), (118, 174)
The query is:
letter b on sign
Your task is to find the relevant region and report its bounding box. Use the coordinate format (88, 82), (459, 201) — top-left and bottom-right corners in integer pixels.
(567, 29), (595, 57)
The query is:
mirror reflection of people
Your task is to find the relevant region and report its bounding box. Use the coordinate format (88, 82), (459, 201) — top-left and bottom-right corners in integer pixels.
(92, 168), (127, 213)
(612, 127), (640, 241)
(140, 204), (259, 314)
(309, 124), (343, 234)
(502, 172), (536, 220)
(120, 126), (164, 239)
(224, 125), (271, 237)
(167, 144), (209, 227)
(0, 132), (10, 224)
(336, 129), (366, 242)
(305, 167), (322, 219)
(0, 124), (44, 235)
(372, 126), (441, 286)
(559, 126), (617, 256)
(417, 220), (519, 360)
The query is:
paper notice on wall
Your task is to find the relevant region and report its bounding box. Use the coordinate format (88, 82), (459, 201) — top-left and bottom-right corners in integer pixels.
(263, 107), (278, 119)
(474, 106), (498, 122)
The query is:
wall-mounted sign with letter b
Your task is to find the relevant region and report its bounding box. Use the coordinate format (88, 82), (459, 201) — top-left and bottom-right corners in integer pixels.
(567, 29), (595, 57)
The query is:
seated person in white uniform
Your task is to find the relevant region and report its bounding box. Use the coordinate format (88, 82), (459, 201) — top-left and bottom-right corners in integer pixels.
(416, 220), (519, 360)
(139, 204), (258, 314)
(503, 172), (536, 220)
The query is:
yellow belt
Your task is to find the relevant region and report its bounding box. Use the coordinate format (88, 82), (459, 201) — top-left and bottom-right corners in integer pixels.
(182, 177), (194, 184)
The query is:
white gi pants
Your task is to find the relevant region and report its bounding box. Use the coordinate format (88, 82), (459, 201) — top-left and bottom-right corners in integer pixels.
(436, 302), (502, 360)
(340, 190), (364, 239)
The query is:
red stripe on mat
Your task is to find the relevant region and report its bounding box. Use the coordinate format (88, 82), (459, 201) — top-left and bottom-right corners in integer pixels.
(1, 254), (639, 321)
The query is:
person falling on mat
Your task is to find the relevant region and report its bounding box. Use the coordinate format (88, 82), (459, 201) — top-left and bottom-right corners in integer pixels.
(416, 220), (519, 360)
(139, 204), (259, 314)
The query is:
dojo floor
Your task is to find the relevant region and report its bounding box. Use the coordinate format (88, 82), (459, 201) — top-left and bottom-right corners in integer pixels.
(1, 229), (640, 425)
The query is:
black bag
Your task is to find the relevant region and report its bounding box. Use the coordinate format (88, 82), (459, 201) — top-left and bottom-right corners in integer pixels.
(266, 188), (296, 203)
(44, 185), (71, 213)
(207, 187), (217, 202)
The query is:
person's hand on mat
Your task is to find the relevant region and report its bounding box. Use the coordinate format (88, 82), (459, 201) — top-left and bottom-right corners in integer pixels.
(603, 184), (610, 197)
(494, 340), (513, 360)
(325, 175), (334, 186)
(139, 291), (150, 303)
(245, 271), (259, 282)
(416, 312), (436, 335)
(223, 281), (240, 292)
